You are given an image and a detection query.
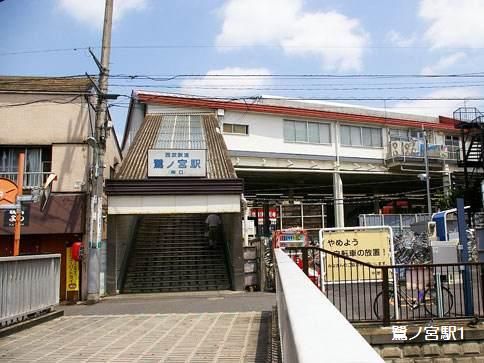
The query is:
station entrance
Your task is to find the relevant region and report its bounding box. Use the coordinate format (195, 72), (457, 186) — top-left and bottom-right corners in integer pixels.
(237, 169), (446, 239)
(119, 213), (230, 293)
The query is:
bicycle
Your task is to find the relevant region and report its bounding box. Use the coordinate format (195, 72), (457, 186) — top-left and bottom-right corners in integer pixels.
(373, 283), (454, 320)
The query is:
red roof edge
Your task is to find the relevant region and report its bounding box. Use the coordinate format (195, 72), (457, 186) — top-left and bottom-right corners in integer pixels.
(439, 116), (457, 126)
(137, 93), (457, 131)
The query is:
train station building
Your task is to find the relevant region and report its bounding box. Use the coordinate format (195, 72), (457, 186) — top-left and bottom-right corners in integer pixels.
(104, 90), (464, 295)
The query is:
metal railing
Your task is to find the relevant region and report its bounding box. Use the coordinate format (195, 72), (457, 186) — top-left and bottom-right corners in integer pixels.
(359, 213), (431, 235)
(0, 171), (51, 189)
(0, 254), (61, 327)
(386, 141), (460, 162)
(284, 247), (484, 325)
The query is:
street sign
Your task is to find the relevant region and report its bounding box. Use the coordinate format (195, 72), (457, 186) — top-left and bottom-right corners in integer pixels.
(147, 149), (207, 177)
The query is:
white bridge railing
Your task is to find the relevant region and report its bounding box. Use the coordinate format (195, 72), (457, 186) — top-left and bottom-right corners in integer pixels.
(0, 254), (61, 327)
(275, 249), (383, 363)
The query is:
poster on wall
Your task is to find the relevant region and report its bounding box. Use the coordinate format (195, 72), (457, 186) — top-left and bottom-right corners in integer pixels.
(66, 247), (79, 292)
(322, 228), (392, 282)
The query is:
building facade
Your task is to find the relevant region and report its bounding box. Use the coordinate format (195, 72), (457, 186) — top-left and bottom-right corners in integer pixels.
(106, 91), (463, 295)
(0, 76), (122, 300)
(129, 93), (462, 225)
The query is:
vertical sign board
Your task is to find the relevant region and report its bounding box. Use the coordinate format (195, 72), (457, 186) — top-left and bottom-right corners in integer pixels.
(66, 247), (79, 292)
(322, 228), (392, 282)
(147, 149), (207, 177)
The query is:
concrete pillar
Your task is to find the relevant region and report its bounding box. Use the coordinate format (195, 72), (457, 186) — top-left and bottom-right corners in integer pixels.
(230, 213), (245, 291)
(106, 214), (117, 295)
(333, 172), (345, 227)
(443, 164), (452, 196)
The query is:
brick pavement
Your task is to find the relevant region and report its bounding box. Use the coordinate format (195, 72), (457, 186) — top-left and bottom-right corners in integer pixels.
(0, 312), (270, 362)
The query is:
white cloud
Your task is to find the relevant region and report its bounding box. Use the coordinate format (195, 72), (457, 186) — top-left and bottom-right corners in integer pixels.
(392, 88), (480, 117)
(386, 30), (416, 47)
(216, 0), (369, 71)
(58, 0), (147, 27)
(179, 67), (272, 98)
(421, 52), (466, 75)
(419, 0), (484, 48)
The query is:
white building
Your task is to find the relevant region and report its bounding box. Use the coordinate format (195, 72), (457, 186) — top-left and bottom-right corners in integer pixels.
(124, 92), (461, 227)
(104, 91), (464, 294)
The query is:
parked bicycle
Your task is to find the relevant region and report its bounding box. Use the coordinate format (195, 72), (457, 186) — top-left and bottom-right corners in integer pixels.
(373, 278), (454, 320)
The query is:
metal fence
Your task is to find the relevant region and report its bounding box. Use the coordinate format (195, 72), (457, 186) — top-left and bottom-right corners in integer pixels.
(359, 214), (431, 234)
(284, 247), (484, 325)
(0, 254), (61, 327)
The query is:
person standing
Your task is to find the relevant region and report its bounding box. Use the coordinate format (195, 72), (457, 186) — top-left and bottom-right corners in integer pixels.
(205, 213), (222, 248)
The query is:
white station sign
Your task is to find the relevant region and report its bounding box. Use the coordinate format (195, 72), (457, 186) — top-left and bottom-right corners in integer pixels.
(147, 149), (207, 177)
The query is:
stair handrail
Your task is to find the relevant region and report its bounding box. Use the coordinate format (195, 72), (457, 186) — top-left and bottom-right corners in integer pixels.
(118, 216), (141, 292)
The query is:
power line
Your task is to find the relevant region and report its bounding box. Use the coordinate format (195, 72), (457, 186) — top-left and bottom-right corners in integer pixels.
(0, 95), (83, 108)
(106, 82), (484, 92)
(3, 44), (484, 56)
(108, 72), (484, 80)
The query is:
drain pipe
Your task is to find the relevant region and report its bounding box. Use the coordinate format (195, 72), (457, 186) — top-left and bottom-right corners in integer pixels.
(241, 194), (249, 246)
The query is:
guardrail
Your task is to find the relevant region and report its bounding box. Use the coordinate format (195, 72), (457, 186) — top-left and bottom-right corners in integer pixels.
(285, 247), (484, 325)
(274, 249), (383, 363)
(0, 254), (61, 327)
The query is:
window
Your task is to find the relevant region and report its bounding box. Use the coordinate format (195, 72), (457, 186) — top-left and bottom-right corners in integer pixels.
(0, 147), (51, 188)
(390, 128), (435, 143)
(445, 135), (460, 147)
(223, 123), (249, 135)
(283, 120), (331, 144)
(341, 125), (382, 147)
(445, 135), (460, 160)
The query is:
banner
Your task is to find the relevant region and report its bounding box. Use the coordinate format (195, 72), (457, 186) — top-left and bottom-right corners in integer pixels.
(323, 228), (392, 282)
(66, 247), (79, 292)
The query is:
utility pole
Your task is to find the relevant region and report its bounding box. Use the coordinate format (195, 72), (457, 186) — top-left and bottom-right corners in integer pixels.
(87, 0), (114, 303)
(423, 129), (432, 215)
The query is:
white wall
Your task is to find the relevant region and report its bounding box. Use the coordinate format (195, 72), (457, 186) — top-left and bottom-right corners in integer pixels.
(0, 94), (89, 144)
(223, 111), (387, 160)
(51, 144), (89, 192)
(223, 111), (337, 157)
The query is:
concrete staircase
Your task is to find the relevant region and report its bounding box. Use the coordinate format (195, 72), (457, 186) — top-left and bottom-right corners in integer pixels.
(122, 214), (230, 293)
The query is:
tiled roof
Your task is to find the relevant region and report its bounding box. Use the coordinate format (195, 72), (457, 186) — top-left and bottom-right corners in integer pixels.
(115, 114), (237, 180)
(0, 76), (93, 93)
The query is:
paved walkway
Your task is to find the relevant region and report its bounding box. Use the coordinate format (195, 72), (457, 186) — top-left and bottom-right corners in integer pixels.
(61, 291), (275, 316)
(0, 292), (274, 362)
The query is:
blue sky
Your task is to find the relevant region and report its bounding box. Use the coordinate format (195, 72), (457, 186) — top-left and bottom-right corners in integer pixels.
(2, 0), (484, 136)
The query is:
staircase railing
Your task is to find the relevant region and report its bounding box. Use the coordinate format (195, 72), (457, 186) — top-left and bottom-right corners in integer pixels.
(118, 216), (141, 292)
(221, 224), (233, 289)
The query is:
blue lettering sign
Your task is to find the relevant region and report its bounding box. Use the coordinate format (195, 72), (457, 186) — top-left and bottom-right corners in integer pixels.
(190, 159), (201, 168)
(178, 159), (188, 168)
(153, 159), (163, 168)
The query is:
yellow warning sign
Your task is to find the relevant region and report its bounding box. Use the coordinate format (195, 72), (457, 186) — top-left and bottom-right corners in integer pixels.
(66, 247), (79, 291)
(323, 229), (392, 282)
